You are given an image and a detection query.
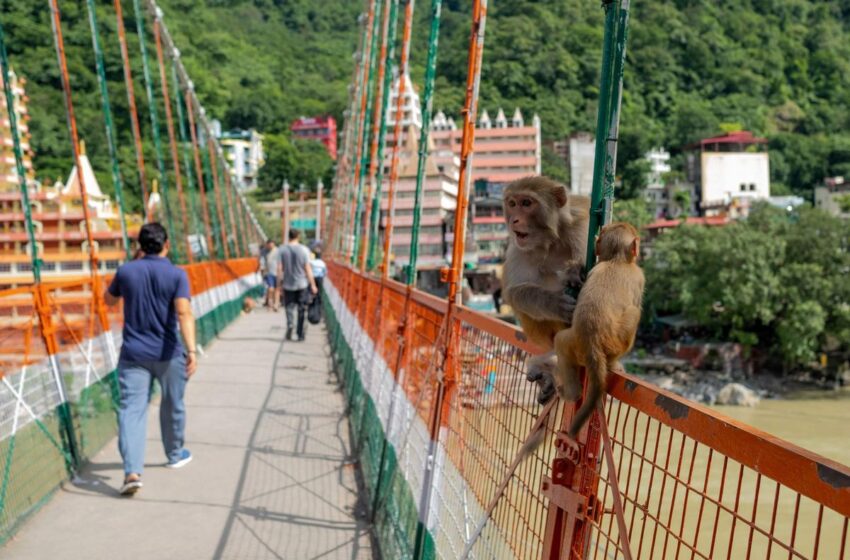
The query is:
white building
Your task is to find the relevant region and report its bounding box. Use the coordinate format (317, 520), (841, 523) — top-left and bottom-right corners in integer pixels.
(568, 132), (595, 197)
(685, 131), (770, 216)
(644, 147), (671, 217)
(220, 129), (265, 191)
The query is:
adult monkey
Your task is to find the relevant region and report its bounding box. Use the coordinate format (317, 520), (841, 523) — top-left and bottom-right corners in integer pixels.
(502, 176), (590, 404)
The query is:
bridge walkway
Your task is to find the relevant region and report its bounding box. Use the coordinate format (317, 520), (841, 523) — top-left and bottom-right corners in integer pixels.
(2, 308), (374, 560)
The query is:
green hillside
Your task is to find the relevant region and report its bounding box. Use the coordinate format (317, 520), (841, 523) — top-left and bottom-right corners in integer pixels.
(2, 0), (849, 209)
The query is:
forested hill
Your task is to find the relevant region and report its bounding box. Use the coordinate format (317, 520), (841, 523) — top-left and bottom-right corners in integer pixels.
(2, 0), (849, 209)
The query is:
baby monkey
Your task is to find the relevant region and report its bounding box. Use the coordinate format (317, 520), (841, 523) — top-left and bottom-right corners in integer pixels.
(553, 222), (645, 437)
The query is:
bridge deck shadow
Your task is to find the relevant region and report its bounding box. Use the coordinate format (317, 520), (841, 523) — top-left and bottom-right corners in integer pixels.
(2, 307), (376, 560)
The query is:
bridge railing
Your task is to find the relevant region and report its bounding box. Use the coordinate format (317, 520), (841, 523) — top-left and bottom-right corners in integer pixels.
(325, 262), (850, 559)
(0, 257), (262, 545)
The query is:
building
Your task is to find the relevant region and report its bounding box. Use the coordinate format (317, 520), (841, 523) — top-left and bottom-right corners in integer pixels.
(0, 70), (137, 289)
(219, 129), (265, 191)
(0, 146), (136, 289)
(568, 132), (595, 197)
(814, 176), (850, 218)
(291, 116), (338, 160)
(379, 126), (460, 288)
(0, 70), (34, 192)
(430, 106), (541, 184)
(258, 193), (321, 243)
(471, 180), (507, 265)
(685, 131), (770, 216)
(644, 147), (671, 218)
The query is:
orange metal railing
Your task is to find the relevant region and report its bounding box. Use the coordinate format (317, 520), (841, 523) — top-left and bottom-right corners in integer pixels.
(326, 261), (850, 559)
(0, 258), (261, 544)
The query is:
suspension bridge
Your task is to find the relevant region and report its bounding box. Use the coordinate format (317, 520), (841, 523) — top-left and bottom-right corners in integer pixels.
(0, 1), (848, 559)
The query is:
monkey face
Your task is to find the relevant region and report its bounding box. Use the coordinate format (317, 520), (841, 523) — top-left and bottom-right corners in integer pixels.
(504, 192), (542, 249)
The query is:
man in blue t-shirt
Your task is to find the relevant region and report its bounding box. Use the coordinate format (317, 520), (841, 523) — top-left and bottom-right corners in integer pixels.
(105, 222), (197, 495)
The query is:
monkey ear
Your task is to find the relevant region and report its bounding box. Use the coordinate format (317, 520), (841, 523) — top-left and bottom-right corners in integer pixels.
(551, 185), (568, 208)
(631, 238), (639, 259)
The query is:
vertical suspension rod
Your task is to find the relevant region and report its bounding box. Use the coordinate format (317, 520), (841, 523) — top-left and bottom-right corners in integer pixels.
(153, 13), (193, 262)
(171, 58), (202, 251)
(49, 0), (98, 276)
(219, 152), (243, 256)
(348, 0), (381, 264)
(414, 2), (486, 559)
(207, 138), (230, 260)
(0, 21), (41, 282)
(185, 90), (215, 260)
(359, 0), (394, 271)
(380, 0), (415, 280)
(113, 0), (150, 220)
(85, 0), (131, 260)
(133, 0), (178, 259)
(405, 0), (444, 284)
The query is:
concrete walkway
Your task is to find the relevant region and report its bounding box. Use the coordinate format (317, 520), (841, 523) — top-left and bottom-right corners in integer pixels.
(3, 307), (375, 559)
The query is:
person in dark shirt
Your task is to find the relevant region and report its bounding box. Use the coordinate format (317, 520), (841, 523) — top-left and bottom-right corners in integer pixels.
(105, 223), (198, 495)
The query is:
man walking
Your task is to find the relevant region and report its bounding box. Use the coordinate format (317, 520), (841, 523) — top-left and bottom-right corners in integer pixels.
(278, 229), (318, 341)
(105, 223), (197, 495)
(260, 239), (281, 311)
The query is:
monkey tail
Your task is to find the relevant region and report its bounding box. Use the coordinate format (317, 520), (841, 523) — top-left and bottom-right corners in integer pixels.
(568, 348), (606, 438)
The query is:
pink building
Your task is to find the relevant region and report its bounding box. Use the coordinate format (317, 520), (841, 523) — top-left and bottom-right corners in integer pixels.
(430, 107), (541, 183)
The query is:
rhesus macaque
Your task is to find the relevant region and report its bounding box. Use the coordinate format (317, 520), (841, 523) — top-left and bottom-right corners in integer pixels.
(501, 176), (591, 404)
(554, 222), (645, 437)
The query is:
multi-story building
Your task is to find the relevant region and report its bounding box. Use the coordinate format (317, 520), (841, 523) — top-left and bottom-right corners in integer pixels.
(379, 126), (460, 284)
(685, 131), (770, 216)
(291, 116), (338, 160)
(568, 132), (595, 197)
(644, 147), (671, 217)
(219, 129), (265, 191)
(0, 71), (135, 289)
(430, 106), (541, 183)
(471, 180), (507, 264)
(814, 176), (850, 218)
(0, 146), (135, 289)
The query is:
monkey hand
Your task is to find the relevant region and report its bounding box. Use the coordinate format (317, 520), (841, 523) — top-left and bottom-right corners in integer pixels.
(539, 292), (577, 325)
(562, 263), (586, 294)
(527, 353), (557, 405)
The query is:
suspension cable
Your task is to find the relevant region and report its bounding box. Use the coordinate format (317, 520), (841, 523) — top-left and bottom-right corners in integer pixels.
(49, 0), (98, 276)
(113, 0), (150, 221)
(184, 89), (215, 260)
(207, 137), (231, 260)
(380, 0), (415, 280)
(170, 57), (202, 254)
(0, 21), (40, 282)
(360, 0), (395, 271)
(347, 0), (380, 264)
(132, 0), (178, 259)
(406, 0), (444, 284)
(365, 0), (400, 271)
(153, 13), (192, 262)
(85, 0), (131, 260)
(351, 0), (384, 266)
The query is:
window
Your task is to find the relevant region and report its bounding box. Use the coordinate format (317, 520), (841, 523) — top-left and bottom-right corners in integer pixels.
(740, 184), (747, 192)
(749, 183), (756, 192)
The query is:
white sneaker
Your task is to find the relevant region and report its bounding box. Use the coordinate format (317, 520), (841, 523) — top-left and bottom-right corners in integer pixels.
(165, 449), (193, 469)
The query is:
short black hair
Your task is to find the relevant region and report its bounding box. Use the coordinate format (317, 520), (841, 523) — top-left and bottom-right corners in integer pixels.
(139, 222), (168, 254)
(288, 229), (300, 241)
(314, 251), (322, 259)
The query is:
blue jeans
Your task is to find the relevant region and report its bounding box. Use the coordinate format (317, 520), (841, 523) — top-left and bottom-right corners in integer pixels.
(118, 355), (188, 475)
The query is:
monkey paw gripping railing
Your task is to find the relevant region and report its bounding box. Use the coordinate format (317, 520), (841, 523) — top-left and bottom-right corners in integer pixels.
(325, 262), (850, 560)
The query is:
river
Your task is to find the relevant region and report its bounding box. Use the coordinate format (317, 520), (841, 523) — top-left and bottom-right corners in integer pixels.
(713, 386), (850, 465)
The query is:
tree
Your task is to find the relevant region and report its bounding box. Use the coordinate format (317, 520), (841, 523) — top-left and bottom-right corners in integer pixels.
(613, 198), (652, 230)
